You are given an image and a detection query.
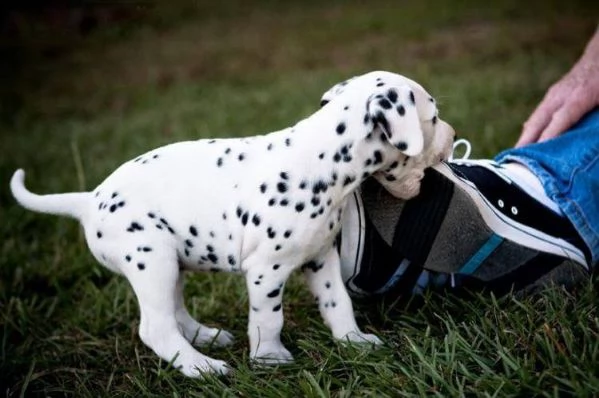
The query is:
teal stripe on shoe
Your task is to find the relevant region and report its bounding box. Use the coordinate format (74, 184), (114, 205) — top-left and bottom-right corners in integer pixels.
(458, 234), (504, 275)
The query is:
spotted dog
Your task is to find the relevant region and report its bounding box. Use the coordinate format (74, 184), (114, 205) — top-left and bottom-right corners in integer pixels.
(10, 71), (455, 378)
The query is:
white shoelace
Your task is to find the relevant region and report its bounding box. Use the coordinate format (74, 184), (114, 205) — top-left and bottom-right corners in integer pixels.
(449, 138), (472, 161)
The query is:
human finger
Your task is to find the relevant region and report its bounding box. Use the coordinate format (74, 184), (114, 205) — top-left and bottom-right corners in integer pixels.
(516, 93), (563, 147)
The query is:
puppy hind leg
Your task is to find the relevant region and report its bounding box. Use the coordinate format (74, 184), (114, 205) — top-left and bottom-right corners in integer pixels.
(124, 251), (230, 377)
(303, 249), (382, 346)
(174, 273), (234, 347)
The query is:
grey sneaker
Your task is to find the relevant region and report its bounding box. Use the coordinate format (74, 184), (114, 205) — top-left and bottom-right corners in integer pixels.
(340, 154), (591, 298)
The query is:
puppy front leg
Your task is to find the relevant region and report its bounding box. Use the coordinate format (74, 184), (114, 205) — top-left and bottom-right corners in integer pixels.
(303, 248), (382, 346)
(245, 264), (294, 365)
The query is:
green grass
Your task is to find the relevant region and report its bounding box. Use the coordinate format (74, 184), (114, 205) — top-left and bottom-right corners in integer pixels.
(1, 1), (599, 396)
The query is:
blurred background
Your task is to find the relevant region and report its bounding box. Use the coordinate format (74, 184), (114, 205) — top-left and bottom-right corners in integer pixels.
(1, 0), (598, 395)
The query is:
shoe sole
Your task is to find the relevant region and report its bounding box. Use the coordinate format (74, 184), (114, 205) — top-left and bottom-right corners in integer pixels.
(433, 162), (589, 269)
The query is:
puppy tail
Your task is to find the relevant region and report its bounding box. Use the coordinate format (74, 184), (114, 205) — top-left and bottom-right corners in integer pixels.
(10, 169), (90, 221)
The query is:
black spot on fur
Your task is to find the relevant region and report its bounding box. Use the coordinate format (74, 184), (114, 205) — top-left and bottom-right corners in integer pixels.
(344, 105), (349, 110)
(109, 204), (118, 213)
(373, 150), (383, 165)
(268, 198), (276, 206)
(267, 143), (273, 151)
(137, 263), (145, 270)
(343, 175), (356, 186)
(378, 98), (392, 109)
(432, 115), (438, 125)
(318, 152), (325, 160)
(364, 114), (370, 124)
(280, 198), (289, 206)
(118, 201), (125, 208)
(238, 153), (245, 161)
(273, 264), (280, 270)
(280, 172), (289, 180)
(111, 192), (118, 199)
(285, 138), (291, 147)
(311, 196), (321, 206)
(301, 261), (324, 273)
(333, 153), (341, 162)
(267, 288), (281, 298)
(267, 227), (276, 239)
(225, 147), (231, 154)
(217, 157), (223, 167)
(127, 222), (144, 232)
(409, 91), (415, 105)
(189, 226), (198, 237)
(206, 245), (214, 252)
(385, 174), (397, 181)
(125, 255), (131, 262)
(260, 183), (267, 193)
(97, 231), (102, 238)
(299, 181), (307, 189)
(336, 122), (346, 135)
(397, 105), (405, 116)
(275, 244), (282, 251)
(376, 81), (385, 87)
(152, 154), (159, 159)
(241, 212), (249, 226)
(207, 253), (218, 263)
(295, 202), (305, 212)
(273, 304), (282, 312)
(387, 89), (398, 103)
(395, 142), (408, 151)
(387, 161), (399, 170)
(283, 230), (292, 238)
(277, 182), (288, 193)
(236, 207), (243, 218)
(252, 214), (261, 226)
(325, 281), (331, 289)
(228, 255), (236, 266)
(312, 180), (328, 194)
(148, 212), (156, 219)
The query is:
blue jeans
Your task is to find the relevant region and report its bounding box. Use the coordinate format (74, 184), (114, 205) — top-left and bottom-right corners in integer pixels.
(495, 108), (599, 266)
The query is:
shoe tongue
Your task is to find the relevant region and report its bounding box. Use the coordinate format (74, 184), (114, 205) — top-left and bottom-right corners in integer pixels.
(360, 178), (405, 246)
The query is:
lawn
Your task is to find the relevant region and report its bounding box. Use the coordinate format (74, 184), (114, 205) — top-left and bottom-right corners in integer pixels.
(1, 1), (599, 396)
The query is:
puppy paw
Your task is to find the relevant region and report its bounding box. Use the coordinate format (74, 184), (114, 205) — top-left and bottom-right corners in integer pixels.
(182, 325), (234, 347)
(178, 355), (231, 378)
(340, 331), (383, 347)
(212, 329), (235, 347)
(251, 343), (294, 365)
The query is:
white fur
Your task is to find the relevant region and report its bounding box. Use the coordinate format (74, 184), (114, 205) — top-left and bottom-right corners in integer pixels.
(10, 71), (454, 378)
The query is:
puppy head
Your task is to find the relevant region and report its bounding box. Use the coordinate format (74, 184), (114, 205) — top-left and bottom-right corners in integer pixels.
(320, 71), (455, 199)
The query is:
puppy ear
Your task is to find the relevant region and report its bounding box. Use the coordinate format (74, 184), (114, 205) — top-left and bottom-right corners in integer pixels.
(367, 85), (424, 156)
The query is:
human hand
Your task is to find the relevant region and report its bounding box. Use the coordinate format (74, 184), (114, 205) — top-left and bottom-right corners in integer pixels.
(517, 29), (599, 147)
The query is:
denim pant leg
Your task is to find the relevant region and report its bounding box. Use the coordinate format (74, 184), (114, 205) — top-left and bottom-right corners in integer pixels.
(495, 108), (599, 266)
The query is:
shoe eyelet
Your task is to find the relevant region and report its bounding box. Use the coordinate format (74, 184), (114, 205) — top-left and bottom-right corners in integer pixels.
(511, 206), (518, 215)
(498, 199), (504, 208)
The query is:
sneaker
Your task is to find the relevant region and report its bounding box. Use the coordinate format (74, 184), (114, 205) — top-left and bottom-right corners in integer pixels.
(340, 141), (591, 298)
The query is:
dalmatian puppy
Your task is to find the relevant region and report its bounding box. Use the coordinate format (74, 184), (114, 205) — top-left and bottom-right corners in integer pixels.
(10, 71), (455, 378)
